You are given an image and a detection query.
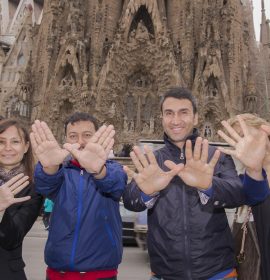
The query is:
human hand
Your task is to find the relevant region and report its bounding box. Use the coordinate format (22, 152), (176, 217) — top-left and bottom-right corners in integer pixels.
(218, 116), (267, 179)
(124, 145), (184, 195)
(165, 137), (220, 190)
(64, 125), (115, 176)
(0, 173), (31, 211)
(30, 120), (69, 173)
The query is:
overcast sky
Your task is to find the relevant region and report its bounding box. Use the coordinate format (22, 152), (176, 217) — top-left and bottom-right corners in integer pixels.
(253, 0), (270, 41)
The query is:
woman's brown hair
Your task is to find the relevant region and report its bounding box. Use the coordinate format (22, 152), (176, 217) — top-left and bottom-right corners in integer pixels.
(0, 119), (34, 182)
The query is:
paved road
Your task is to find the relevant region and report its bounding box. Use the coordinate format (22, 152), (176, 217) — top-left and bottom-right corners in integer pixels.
(23, 218), (150, 280)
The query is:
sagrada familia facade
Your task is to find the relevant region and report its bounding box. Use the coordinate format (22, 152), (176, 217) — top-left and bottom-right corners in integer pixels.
(0, 0), (270, 152)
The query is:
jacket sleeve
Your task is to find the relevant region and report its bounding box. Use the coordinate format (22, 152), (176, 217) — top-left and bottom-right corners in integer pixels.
(202, 152), (246, 208)
(94, 160), (127, 200)
(122, 179), (148, 212)
(0, 185), (42, 250)
(241, 171), (270, 205)
(34, 162), (64, 199)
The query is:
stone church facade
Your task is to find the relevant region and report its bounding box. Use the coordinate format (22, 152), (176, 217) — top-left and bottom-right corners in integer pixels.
(0, 0), (270, 153)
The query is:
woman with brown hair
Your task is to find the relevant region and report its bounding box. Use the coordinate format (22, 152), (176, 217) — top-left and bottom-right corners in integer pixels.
(218, 113), (270, 280)
(0, 119), (42, 280)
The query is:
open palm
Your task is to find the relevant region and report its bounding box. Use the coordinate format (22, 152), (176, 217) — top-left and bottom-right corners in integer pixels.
(218, 116), (267, 171)
(166, 138), (220, 190)
(0, 174), (31, 211)
(30, 120), (68, 167)
(125, 146), (183, 195)
(64, 142), (108, 173)
(64, 124), (115, 173)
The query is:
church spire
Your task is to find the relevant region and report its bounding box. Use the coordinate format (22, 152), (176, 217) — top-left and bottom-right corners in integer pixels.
(260, 0), (269, 44)
(261, 0), (265, 11)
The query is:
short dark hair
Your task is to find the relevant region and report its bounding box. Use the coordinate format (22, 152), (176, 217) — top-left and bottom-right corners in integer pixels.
(160, 87), (197, 114)
(0, 119), (34, 182)
(64, 112), (99, 134)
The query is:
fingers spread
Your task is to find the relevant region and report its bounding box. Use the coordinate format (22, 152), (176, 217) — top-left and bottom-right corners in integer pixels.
(221, 120), (241, 142)
(13, 196), (31, 204)
(4, 173), (26, 189)
(185, 140), (193, 160)
(193, 137), (203, 161)
(12, 181), (30, 195)
(209, 150), (220, 169)
(133, 146), (149, 168)
(201, 139), (209, 163)
(217, 130), (236, 147)
(236, 115), (249, 137)
(217, 146), (235, 157)
(144, 146), (157, 165)
(130, 150), (144, 173)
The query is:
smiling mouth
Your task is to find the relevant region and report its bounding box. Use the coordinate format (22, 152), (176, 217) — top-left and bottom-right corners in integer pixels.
(2, 155), (16, 158)
(171, 127), (184, 132)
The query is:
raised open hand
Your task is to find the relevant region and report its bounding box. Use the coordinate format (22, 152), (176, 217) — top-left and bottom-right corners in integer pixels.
(124, 145), (184, 195)
(0, 173), (31, 211)
(64, 125), (115, 174)
(218, 115), (268, 172)
(165, 137), (220, 190)
(30, 120), (69, 168)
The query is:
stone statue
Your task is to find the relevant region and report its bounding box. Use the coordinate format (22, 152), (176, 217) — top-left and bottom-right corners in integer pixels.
(142, 122), (149, 134)
(135, 20), (149, 42)
(129, 120), (134, 132)
(123, 116), (128, 132)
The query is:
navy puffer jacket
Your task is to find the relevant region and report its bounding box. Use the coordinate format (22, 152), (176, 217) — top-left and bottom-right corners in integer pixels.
(123, 130), (246, 280)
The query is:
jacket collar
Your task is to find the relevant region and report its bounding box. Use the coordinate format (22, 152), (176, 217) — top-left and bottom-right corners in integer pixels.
(163, 128), (199, 154)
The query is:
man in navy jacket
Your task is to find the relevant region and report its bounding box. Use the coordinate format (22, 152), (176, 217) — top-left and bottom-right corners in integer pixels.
(123, 88), (268, 280)
(31, 112), (127, 280)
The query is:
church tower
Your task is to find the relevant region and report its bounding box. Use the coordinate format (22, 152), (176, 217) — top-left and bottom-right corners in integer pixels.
(0, 0), (269, 151)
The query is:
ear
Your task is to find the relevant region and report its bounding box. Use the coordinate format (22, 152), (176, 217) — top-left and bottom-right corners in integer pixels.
(194, 113), (199, 126)
(24, 141), (30, 154)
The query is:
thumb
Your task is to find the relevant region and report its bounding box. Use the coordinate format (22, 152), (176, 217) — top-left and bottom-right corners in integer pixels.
(63, 143), (80, 158)
(164, 160), (184, 176)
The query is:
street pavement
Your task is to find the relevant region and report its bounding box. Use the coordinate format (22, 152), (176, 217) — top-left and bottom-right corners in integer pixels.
(23, 218), (150, 280)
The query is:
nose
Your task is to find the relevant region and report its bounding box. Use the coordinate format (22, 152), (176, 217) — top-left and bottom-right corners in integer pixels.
(171, 114), (181, 125)
(77, 136), (86, 149)
(3, 142), (12, 150)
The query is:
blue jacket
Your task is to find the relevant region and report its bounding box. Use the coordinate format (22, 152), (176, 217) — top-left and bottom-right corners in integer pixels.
(35, 160), (127, 272)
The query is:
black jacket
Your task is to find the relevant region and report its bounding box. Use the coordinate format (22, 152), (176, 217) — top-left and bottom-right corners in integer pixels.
(252, 195), (270, 280)
(123, 131), (246, 280)
(0, 183), (42, 280)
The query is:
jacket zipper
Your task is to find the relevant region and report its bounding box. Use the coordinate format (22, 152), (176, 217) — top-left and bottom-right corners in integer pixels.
(180, 151), (184, 160)
(180, 149), (192, 279)
(69, 169), (84, 270)
(182, 184), (192, 279)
